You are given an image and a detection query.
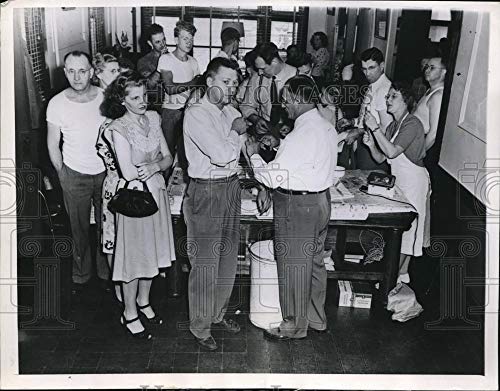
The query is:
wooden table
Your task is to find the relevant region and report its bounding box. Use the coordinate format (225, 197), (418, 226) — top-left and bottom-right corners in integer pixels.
(168, 169), (416, 305)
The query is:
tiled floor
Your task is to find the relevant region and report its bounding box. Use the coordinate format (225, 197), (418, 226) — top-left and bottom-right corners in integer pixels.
(18, 257), (484, 374)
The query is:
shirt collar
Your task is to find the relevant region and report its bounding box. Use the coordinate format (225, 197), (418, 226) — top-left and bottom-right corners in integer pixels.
(294, 108), (320, 128)
(201, 94), (228, 116)
(371, 73), (389, 91)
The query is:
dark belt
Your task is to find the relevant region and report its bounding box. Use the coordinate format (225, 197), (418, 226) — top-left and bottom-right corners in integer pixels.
(276, 187), (327, 196)
(190, 174), (238, 184)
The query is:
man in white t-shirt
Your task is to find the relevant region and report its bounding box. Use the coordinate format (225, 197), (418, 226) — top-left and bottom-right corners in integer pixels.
(46, 51), (109, 291)
(338, 47), (392, 171)
(157, 20), (201, 172)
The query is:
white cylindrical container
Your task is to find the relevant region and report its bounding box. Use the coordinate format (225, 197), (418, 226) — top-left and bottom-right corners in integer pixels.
(248, 240), (283, 330)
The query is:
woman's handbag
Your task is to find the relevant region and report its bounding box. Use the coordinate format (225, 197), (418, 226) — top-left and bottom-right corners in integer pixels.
(108, 180), (158, 217)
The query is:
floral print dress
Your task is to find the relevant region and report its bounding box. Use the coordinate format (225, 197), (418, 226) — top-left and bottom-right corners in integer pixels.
(96, 119), (120, 254)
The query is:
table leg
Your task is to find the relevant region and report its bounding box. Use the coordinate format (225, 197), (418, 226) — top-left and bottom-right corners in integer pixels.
(382, 228), (403, 306)
(334, 227), (347, 268)
(168, 217), (183, 298)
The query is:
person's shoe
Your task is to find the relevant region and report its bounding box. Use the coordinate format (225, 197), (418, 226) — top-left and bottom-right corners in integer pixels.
(136, 302), (163, 325)
(195, 335), (217, 351)
(120, 315), (152, 340)
(263, 327), (306, 341)
(213, 318), (241, 334)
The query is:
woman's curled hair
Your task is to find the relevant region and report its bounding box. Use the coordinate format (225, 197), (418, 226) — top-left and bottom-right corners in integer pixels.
(391, 80), (416, 113)
(100, 71), (146, 119)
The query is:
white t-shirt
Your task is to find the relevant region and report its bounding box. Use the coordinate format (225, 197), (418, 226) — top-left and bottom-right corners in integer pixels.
(157, 53), (200, 110)
(46, 88), (106, 175)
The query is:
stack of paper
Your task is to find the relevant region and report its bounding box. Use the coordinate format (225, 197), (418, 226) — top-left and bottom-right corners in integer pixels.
(329, 182), (354, 202)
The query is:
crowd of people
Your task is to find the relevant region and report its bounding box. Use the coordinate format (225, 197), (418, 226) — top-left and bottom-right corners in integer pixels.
(46, 19), (447, 348)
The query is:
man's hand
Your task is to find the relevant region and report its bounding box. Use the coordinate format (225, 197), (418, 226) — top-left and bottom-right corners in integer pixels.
(345, 128), (362, 145)
(232, 117), (248, 135)
(256, 187), (272, 214)
(336, 117), (354, 132)
(363, 111), (379, 132)
(260, 134), (279, 150)
(362, 130), (375, 147)
(279, 123), (292, 138)
(254, 117), (270, 136)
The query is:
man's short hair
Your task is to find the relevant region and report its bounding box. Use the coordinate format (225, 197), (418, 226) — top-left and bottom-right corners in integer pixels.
(205, 57), (240, 79)
(221, 27), (240, 47)
(147, 23), (164, 42)
(255, 42), (281, 65)
(243, 49), (257, 69)
(283, 75), (321, 105)
(174, 20), (197, 38)
(64, 50), (92, 66)
(360, 47), (384, 64)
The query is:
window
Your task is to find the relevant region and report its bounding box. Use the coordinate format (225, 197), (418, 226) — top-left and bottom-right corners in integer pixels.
(143, 6), (308, 72)
(270, 21), (297, 50)
(23, 8), (50, 101)
(155, 16), (181, 51)
(89, 8), (106, 57)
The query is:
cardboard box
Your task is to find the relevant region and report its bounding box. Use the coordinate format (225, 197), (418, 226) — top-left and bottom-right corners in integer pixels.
(338, 280), (373, 309)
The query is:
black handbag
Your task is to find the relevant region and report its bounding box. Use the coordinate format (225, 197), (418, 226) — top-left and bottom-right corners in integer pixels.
(108, 180), (158, 218)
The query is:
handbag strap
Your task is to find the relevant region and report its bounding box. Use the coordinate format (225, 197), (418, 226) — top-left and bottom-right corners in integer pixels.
(123, 180), (151, 193)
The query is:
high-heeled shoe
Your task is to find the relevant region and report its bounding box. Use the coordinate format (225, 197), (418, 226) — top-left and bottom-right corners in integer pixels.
(120, 315), (152, 340)
(136, 302), (163, 325)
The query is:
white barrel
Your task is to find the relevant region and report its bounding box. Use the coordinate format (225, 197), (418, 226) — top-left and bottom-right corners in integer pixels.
(248, 240), (283, 329)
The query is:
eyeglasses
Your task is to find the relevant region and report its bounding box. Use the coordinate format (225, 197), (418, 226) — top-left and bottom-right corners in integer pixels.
(385, 92), (402, 100)
(66, 68), (91, 77)
(423, 64), (445, 72)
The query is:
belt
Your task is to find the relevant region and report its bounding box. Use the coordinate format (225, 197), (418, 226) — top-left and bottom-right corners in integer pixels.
(190, 174), (238, 184)
(276, 187), (327, 196)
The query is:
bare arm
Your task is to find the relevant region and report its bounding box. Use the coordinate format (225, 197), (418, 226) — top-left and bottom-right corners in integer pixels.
(112, 131), (139, 182)
(160, 69), (199, 96)
(425, 91), (443, 151)
(47, 122), (63, 172)
(377, 108), (393, 134)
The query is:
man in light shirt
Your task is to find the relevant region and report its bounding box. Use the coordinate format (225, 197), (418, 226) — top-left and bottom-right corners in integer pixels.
(339, 47), (392, 172)
(46, 51), (109, 292)
(245, 75), (337, 340)
(240, 42), (297, 138)
(158, 20), (201, 171)
(214, 27), (240, 62)
(183, 57), (248, 351)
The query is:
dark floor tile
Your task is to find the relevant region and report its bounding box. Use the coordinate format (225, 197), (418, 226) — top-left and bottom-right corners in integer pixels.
(335, 338), (369, 373)
(290, 339), (315, 356)
(126, 337), (154, 353)
(245, 345), (270, 372)
(53, 335), (83, 352)
(97, 352), (142, 372)
(315, 351), (343, 374)
(149, 352), (174, 372)
(222, 337), (247, 353)
(175, 337), (200, 353)
(44, 351), (75, 371)
(292, 353), (318, 373)
(18, 347), (48, 374)
(72, 352), (101, 368)
(152, 337), (176, 353)
(198, 352), (223, 373)
(222, 352), (248, 373)
(172, 352), (198, 373)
